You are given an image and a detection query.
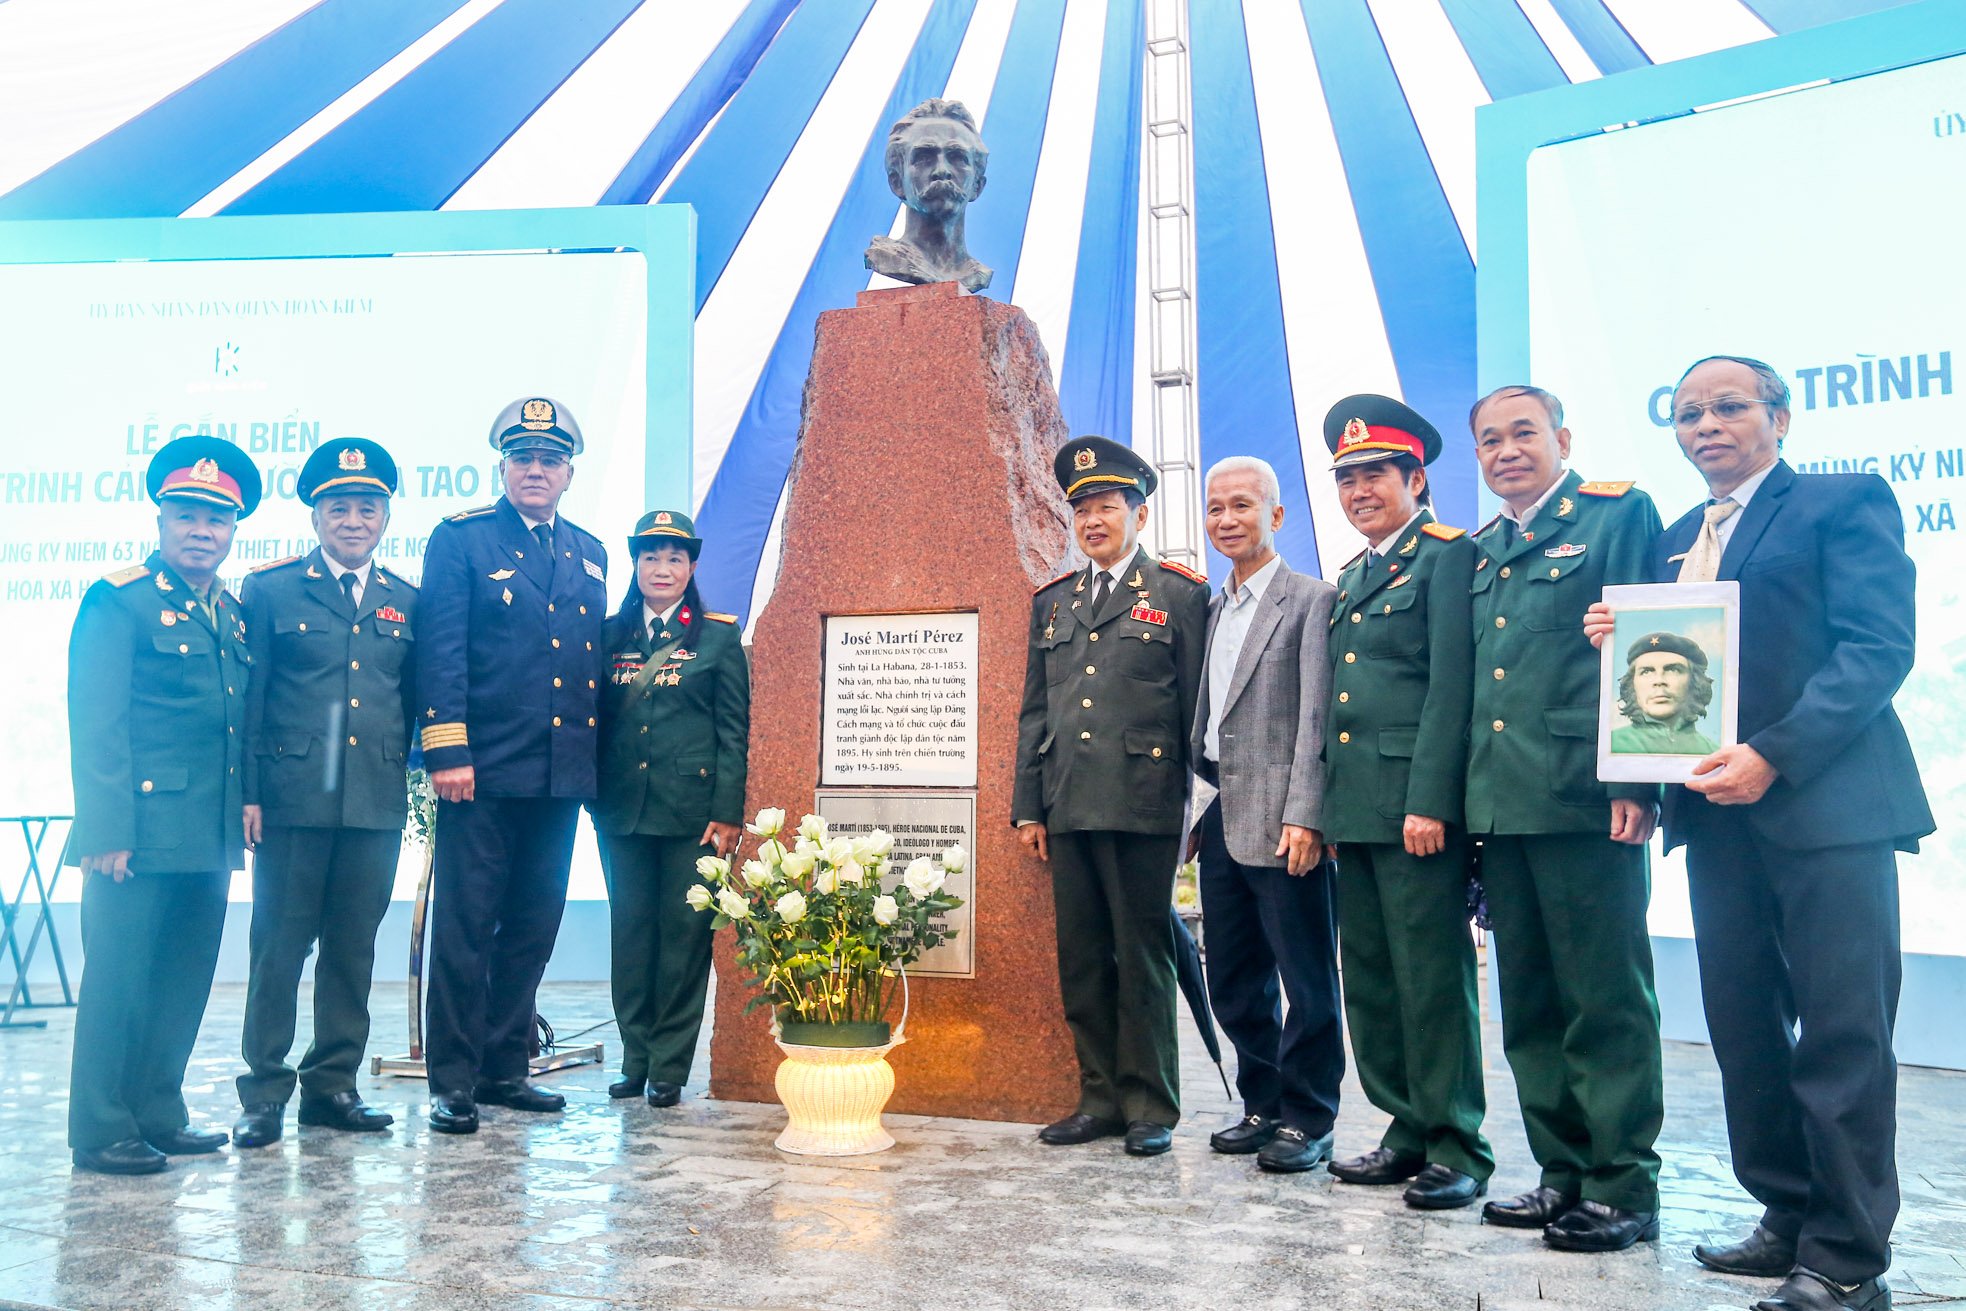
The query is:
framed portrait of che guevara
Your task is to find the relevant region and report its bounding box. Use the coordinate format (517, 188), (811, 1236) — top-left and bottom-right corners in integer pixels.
(1597, 581), (1741, 784)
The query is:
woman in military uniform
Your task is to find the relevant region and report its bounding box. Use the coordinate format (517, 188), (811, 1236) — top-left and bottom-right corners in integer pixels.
(594, 510), (749, 1107)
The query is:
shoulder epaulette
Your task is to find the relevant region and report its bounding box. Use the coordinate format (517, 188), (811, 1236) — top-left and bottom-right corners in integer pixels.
(447, 502), (497, 522)
(381, 567), (416, 591)
(1577, 480), (1634, 498)
(249, 555), (302, 574)
(704, 611), (738, 625)
(1421, 522), (1465, 541)
(104, 564), (151, 588)
(1035, 570), (1077, 595)
(1158, 558), (1207, 585)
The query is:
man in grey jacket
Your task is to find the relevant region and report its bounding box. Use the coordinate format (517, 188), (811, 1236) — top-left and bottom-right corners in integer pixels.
(1187, 456), (1342, 1173)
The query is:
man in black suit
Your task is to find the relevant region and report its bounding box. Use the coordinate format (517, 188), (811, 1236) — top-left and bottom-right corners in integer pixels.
(233, 438), (416, 1147)
(1590, 355), (1931, 1311)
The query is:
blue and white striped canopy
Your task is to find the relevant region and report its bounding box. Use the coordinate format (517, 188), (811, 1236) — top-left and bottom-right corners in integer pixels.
(0, 0), (1896, 615)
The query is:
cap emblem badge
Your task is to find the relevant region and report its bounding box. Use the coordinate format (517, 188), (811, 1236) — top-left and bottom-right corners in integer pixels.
(190, 458), (221, 484)
(521, 398), (555, 430)
(1073, 448), (1097, 471)
(339, 448), (366, 471)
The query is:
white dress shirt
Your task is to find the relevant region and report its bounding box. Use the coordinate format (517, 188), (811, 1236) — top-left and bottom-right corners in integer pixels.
(322, 555), (373, 608)
(1499, 467), (1569, 534)
(1711, 460), (1777, 554)
(642, 598), (684, 643)
(1368, 511), (1427, 563)
(1203, 553), (1284, 763)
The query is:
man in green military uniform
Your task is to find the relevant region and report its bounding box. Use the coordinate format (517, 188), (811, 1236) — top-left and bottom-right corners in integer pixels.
(1609, 633), (1717, 756)
(233, 438), (417, 1148)
(1464, 385), (1666, 1251)
(1318, 395), (1493, 1210)
(594, 509), (749, 1108)
(1014, 436), (1208, 1157)
(65, 435), (260, 1174)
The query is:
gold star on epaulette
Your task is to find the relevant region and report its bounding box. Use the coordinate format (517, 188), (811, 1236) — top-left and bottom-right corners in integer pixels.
(104, 565), (151, 588)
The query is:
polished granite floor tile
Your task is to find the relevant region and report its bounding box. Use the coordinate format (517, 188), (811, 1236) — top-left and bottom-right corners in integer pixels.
(0, 976), (1961, 1311)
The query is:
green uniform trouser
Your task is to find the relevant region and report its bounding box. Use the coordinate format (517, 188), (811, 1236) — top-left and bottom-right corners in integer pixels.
(600, 833), (715, 1085)
(1050, 829), (1182, 1127)
(238, 826), (398, 1105)
(1481, 832), (1663, 1211)
(1336, 837), (1493, 1180)
(68, 869), (229, 1150)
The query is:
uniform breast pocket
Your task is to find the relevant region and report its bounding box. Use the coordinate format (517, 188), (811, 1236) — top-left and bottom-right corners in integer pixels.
(1366, 586), (1425, 658)
(272, 614), (334, 668)
(673, 754), (715, 807)
(133, 765), (189, 849)
(145, 632), (212, 694)
(1544, 705), (1601, 805)
(1040, 625), (1077, 685)
(369, 616), (413, 676)
(1116, 622), (1174, 681)
(1526, 556), (1590, 632)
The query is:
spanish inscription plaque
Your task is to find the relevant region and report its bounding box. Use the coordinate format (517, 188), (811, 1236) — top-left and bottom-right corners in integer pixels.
(814, 789), (976, 978)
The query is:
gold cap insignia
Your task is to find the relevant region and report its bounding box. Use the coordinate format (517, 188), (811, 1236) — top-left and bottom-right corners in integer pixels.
(191, 458), (220, 484)
(521, 398), (556, 430)
(339, 448), (366, 471)
(1341, 417), (1369, 450)
(1073, 447), (1097, 472)
(654, 510), (673, 525)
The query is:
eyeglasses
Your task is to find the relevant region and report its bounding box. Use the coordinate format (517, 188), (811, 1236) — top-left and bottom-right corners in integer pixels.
(1672, 397), (1769, 429)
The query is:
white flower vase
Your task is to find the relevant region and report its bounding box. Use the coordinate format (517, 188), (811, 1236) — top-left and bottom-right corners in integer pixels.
(769, 969), (908, 1157)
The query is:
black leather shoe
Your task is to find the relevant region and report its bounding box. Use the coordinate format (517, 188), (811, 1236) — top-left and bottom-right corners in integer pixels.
(646, 1082), (682, 1108)
(72, 1138), (168, 1175)
(1330, 1146), (1426, 1185)
(473, 1079), (565, 1113)
(144, 1126), (228, 1155)
(608, 1075), (646, 1099)
(1752, 1268), (1890, 1311)
(1543, 1200), (1661, 1252)
(1038, 1113), (1125, 1145)
(1693, 1224), (1799, 1278)
(232, 1103), (284, 1148)
(298, 1091), (393, 1132)
(1404, 1163), (1487, 1210)
(1123, 1121), (1174, 1156)
(1483, 1185), (1580, 1229)
(1257, 1125), (1335, 1173)
(1209, 1114), (1279, 1155)
(428, 1091), (478, 1135)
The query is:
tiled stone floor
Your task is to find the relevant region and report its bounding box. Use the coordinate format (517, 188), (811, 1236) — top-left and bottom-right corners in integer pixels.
(1, 975), (1962, 1311)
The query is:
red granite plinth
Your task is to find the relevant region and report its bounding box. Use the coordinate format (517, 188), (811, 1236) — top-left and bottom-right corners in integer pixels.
(708, 283), (1080, 1124)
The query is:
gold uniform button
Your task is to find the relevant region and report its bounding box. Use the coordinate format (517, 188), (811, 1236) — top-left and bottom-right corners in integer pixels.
(1151, 747), (1163, 758)
(141, 780), (153, 793)
(698, 767), (707, 777)
(579, 605), (587, 615)
(551, 638), (561, 648)
(1500, 566), (1511, 579)
(1085, 665), (1096, 675)
(1080, 730), (1092, 740)
(585, 642), (592, 651)
(178, 643), (189, 654)
(1344, 652), (1356, 664)
(298, 622), (308, 633)
(1338, 732), (1351, 744)
(1383, 604), (1392, 614)
(588, 717), (596, 727)
(553, 677), (562, 688)
(548, 603), (556, 613)
(1493, 669), (1505, 680)
(1494, 617), (1506, 629)
(350, 697), (360, 708)
(1088, 632), (1099, 642)
(640, 725), (648, 734)
(588, 679), (596, 689)
(350, 659), (360, 670)
(553, 716), (562, 727)
(1338, 691), (1350, 703)
(352, 624), (360, 634)
(227, 687), (234, 695)
(1550, 567), (1561, 578)
(639, 762), (648, 770)
(1493, 719), (1506, 732)
(1081, 698), (1092, 708)
(1350, 613), (1361, 624)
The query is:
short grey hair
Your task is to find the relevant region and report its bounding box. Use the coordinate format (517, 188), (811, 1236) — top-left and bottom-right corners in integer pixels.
(1204, 456), (1282, 511)
(1674, 355), (1791, 410)
(1469, 384), (1564, 433)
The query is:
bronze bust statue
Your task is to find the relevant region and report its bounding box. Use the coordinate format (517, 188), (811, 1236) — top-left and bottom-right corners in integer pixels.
(865, 98), (992, 293)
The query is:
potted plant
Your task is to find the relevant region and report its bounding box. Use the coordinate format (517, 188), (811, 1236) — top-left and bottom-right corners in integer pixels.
(689, 808), (965, 1154)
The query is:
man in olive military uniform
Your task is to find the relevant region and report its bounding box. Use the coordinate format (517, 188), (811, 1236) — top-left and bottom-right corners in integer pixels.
(1318, 395), (1493, 1209)
(1609, 633), (1718, 756)
(65, 436), (260, 1174)
(1014, 436), (1208, 1157)
(594, 509), (749, 1107)
(233, 438), (417, 1147)
(1465, 384), (1666, 1251)
(419, 397), (609, 1134)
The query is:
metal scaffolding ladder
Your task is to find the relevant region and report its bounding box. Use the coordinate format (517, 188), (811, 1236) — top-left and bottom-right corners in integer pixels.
(1143, 0), (1203, 568)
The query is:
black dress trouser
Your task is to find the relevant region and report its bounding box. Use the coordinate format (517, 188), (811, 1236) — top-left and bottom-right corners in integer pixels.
(424, 797), (578, 1095)
(1685, 809), (1902, 1282)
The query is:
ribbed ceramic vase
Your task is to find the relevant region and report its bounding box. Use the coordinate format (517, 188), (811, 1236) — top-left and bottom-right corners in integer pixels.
(771, 1037), (904, 1156)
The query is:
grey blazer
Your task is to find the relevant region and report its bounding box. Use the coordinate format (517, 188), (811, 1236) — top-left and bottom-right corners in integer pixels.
(1189, 560), (1337, 868)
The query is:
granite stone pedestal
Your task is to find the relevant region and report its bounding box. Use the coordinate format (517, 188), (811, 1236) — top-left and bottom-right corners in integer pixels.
(710, 281), (1079, 1124)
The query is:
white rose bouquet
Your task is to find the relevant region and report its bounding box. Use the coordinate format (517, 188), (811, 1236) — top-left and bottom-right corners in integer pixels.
(693, 813), (966, 1029)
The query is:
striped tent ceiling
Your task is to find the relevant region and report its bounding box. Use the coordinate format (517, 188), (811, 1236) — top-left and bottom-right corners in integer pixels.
(0, 0), (1900, 617)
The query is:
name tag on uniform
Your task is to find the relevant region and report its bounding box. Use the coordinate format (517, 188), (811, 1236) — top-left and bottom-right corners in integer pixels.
(582, 558), (605, 581)
(1130, 604), (1168, 626)
(1544, 543), (1587, 558)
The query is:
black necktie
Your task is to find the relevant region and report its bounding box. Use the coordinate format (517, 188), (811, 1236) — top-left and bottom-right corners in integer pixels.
(1091, 571), (1112, 619)
(1365, 550), (1380, 569)
(339, 572), (359, 609)
(531, 523), (554, 558)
